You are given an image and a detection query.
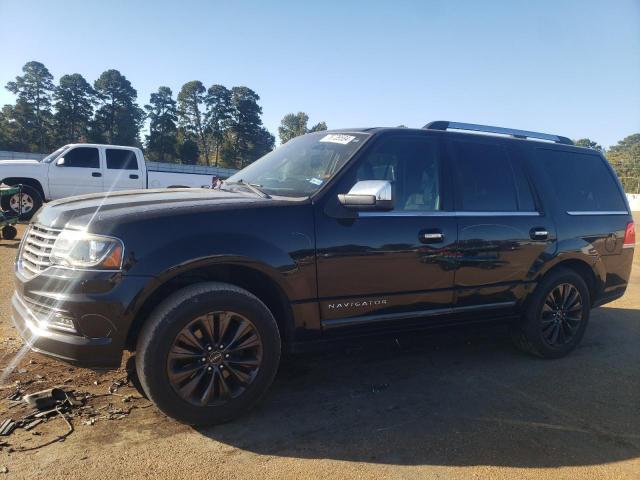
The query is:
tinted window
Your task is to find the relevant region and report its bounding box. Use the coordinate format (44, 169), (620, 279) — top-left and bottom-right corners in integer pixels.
(354, 136), (441, 211)
(453, 141), (519, 211)
(539, 149), (626, 212)
(63, 147), (99, 168)
(106, 149), (139, 170)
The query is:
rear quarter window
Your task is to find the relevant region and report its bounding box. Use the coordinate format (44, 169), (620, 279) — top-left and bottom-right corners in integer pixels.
(538, 149), (626, 212)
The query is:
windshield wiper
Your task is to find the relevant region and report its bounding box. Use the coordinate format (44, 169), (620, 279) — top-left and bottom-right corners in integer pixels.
(223, 179), (271, 199)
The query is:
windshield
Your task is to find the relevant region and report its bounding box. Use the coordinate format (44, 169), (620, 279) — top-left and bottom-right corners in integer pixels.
(226, 132), (369, 197)
(41, 145), (69, 163)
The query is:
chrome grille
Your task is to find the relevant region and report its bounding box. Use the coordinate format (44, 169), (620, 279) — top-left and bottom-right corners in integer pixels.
(18, 225), (61, 278)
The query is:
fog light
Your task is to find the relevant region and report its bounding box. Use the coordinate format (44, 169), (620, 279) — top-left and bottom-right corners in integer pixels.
(46, 312), (77, 333)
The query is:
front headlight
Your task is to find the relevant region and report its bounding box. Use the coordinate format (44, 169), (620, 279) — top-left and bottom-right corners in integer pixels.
(50, 230), (124, 270)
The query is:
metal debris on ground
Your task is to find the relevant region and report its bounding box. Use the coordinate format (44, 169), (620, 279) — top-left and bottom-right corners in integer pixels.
(5, 388), (22, 401)
(0, 419), (16, 436)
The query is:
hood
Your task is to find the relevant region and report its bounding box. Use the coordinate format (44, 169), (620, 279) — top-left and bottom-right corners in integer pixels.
(0, 159), (42, 166)
(33, 188), (280, 232)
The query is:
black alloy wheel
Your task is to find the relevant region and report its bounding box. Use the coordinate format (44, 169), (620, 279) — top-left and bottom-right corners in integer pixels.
(540, 283), (583, 347)
(167, 311), (263, 406)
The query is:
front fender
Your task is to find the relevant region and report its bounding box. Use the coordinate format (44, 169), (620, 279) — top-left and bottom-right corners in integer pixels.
(125, 230), (316, 302)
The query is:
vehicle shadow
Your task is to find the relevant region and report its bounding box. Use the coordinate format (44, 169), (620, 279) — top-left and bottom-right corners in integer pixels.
(197, 307), (640, 468)
(0, 240), (20, 250)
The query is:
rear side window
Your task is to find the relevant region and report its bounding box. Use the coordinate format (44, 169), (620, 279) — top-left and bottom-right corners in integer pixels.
(539, 149), (626, 212)
(63, 147), (99, 168)
(106, 149), (139, 170)
(452, 140), (534, 212)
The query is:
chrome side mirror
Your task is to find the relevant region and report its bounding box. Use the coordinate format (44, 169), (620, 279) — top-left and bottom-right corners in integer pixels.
(56, 157), (65, 166)
(337, 180), (394, 211)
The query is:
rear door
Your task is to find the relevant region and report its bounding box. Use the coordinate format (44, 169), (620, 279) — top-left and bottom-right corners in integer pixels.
(47, 146), (103, 199)
(102, 148), (144, 192)
(449, 137), (554, 311)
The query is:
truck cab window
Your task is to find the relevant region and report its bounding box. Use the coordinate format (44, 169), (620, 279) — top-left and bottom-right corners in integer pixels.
(106, 149), (139, 170)
(62, 147), (100, 168)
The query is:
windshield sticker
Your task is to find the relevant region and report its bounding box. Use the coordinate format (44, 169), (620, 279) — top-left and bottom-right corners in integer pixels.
(309, 177), (323, 186)
(319, 134), (356, 145)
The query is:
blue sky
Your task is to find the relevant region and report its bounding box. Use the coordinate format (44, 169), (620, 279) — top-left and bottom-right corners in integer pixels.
(0, 0), (638, 148)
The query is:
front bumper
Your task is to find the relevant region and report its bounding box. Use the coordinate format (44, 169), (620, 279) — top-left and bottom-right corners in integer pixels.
(11, 292), (121, 367)
(12, 269), (154, 368)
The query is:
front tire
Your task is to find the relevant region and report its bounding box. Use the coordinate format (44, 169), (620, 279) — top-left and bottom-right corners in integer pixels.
(512, 267), (590, 359)
(136, 282), (281, 425)
(0, 184), (43, 220)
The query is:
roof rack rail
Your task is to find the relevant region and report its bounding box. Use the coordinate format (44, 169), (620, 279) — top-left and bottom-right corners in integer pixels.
(423, 121), (573, 145)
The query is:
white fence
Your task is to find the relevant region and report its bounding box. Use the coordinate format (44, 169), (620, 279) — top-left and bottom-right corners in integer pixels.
(626, 194), (640, 211)
(0, 150), (47, 161)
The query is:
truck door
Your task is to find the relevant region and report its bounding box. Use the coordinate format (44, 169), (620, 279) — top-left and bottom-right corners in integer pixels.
(102, 148), (145, 192)
(47, 146), (103, 199)
(315, 132), (458, 331)
(448, 137), (554, 311)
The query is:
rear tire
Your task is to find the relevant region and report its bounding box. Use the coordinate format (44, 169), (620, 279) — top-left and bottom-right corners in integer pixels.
(135, 282), (281, 425)
(512, 267), (590, 359)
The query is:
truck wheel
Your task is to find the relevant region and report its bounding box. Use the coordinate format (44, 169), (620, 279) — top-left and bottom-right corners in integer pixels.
(512, 267), (590, 359)
(1, 185), (43, 220)
(135, 282), (281, 425)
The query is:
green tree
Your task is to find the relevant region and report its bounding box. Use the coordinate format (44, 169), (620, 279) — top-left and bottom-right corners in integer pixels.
(574, 138), (603, 152)
(0, 104), (29, 151)
(5, 61), (54, 151)
(309, 121), (328, 133)
(90, 69), (143, 146)
(178, 136), (200, 165)
(205, 84), (232, 166)
(177, 81), (210, 164)
(53, 73), (95, 144)
(607, 134), (640, 193)
(278, 111), (327, 144)
(145, 86), (178, 162)
(223, 87), (274, 168)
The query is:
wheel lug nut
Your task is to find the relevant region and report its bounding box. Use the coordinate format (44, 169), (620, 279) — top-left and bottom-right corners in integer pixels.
(207, 346), (212, 351)
(219, 344), (224, 349)
(207, 366), (212, 371)
(225, 354), (229, 358)
(220, 365), (224, 369)
(200, 357), (206, 362)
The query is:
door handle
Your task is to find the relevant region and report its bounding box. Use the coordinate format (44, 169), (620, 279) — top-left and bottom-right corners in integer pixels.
(419, 229), (444, 243)
(129, 174), (139, 179)
(92, 172), (102, 177)
(530, 227), (549, 240)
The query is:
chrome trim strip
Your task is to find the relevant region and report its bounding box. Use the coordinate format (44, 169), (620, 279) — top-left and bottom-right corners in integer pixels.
(359, 211), (540, 218)
(566, 211), (629, 216)
(322, 301), (516, 329)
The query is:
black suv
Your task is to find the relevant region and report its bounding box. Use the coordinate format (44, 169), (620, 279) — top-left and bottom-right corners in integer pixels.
(12, 121), (634, 424)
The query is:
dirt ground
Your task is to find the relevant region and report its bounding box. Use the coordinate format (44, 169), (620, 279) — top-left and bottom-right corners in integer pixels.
(0, 223), (639, 479)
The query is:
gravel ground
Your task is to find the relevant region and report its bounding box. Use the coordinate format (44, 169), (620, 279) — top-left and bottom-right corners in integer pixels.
(0, 223), (639, 479)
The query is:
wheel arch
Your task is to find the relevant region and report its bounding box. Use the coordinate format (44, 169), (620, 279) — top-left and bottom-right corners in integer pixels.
(1, 177), (46, 200)
(125, 260), (295, 352)
(534, 257), (601, 306)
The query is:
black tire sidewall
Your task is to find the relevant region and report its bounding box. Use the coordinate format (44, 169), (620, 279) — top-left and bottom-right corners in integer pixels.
(136, 283), (281, 425)
(522, 269), (590, 358)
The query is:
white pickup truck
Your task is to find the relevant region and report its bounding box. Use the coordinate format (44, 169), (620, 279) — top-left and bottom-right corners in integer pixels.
(0, 144), (226, 218)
